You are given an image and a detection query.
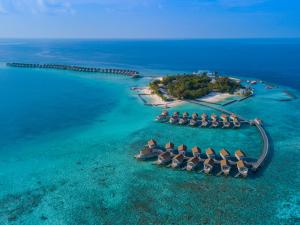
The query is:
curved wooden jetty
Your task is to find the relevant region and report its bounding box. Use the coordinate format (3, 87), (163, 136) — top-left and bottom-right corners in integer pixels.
(188, 100), (269, 172)
(249, 120), (269, 170)
(6, 62), (140, 78)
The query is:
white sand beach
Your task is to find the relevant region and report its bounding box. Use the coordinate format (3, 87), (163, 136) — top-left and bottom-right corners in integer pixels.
(197, 92), (236, 103)
(134, 87), (184, 107)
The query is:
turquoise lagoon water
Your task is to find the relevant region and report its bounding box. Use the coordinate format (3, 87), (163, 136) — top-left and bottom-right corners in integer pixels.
(0, 39), (299, 225)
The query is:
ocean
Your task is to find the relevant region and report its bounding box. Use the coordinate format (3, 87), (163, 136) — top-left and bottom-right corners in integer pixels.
(0, 39), (299, 225)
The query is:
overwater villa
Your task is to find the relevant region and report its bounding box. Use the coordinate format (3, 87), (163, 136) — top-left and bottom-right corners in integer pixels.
(135, 139), (161, 160)
(206, 148), (216, 159)
(165, 142), (175, 152)
(230, 114), (241, 128)
(169, 112), (180, 124)
(203, 158), (214, 174)
(189, 113), (198, 126)
(220, 148), (230, 160)
(156, 142), (175, 165)
(171, 144), (187, 168)
(156, 110), (169, 122)
(220, 159), (231, 176)
(210, 113), (219, 128)
(235, 149), (246, 161)
(201, 113), (209, 127)
(186, 146), (201, 171)
(236, 160), (248, 177)
(179, 112), (189, 125)
(220, 114), (231, 128)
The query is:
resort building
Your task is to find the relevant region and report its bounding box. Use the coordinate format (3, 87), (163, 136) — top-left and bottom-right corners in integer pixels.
(206, 148), (216, 159)
(203, 158), (214, 174)
(235, 149), (246, 161)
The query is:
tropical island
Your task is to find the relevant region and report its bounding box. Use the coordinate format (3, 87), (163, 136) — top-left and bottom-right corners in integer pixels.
(146, 74), (252, 105)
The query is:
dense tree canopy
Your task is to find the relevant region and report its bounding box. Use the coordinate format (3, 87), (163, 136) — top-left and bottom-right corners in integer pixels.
(149, 75), (243, 100)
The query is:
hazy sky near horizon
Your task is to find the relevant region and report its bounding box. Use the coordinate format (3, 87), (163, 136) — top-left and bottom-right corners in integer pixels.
(0, 0), (299, 38)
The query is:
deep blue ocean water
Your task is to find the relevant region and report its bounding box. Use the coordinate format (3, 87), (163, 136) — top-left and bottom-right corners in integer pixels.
(0, 39), (299, 225)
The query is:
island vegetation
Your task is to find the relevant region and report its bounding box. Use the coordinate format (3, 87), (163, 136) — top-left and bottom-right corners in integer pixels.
(149, 74), (248, 100)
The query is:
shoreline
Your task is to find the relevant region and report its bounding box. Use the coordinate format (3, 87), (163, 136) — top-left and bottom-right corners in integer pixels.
(133, 87), (185, 108)
(197, 92), (237, 103)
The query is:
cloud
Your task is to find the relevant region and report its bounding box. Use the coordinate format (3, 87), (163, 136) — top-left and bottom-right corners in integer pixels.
(0, 0), (75, 14)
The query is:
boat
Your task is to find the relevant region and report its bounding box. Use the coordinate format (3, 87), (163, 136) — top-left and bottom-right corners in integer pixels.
(169, 112), (179, 124)
(186, 146), (201, 171)
(219, 148), (230, 160)
(135, 139), (161, 160)
(171, 144), (187, 168)
(156, 110), (169, 122)
(189, 113), (198, 126)
(203, 158), (214, 174)
(206, 148), (215, 159)
(179, 112), (189, 125)
(236, 160), (248, 177)
(220, 159), (231, 176)
(235, 149), (246, 161)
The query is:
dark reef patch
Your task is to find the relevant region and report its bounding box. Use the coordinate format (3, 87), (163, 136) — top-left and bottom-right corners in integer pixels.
(0, 181), (66, 223)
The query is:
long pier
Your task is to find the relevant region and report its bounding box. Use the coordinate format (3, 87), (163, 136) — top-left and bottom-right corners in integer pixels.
(6, 62), (140, 78)
(188, 100), (269, 171)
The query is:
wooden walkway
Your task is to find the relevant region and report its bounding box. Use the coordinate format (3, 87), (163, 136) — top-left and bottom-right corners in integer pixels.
(188, 100), (269, 171)
(6, 62), (140, 77)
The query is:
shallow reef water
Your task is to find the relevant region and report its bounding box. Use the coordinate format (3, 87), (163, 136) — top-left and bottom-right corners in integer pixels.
(0, 39), (300, 224)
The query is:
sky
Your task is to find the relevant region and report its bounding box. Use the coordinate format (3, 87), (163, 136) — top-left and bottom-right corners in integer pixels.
(0, 0), (299, 38)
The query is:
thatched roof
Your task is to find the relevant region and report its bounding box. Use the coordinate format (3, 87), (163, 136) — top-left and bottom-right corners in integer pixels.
(183, 112), (189, 117)
(192, 146), (201, 154)
(174, 154), (184, 161)
(188, 157), (200, 164)
(165, 142), (174, 149)
(148, 139), (157, 146)
(220, 148), (230, 157)
(178, 144), (187, 151)
(235, 149), (245, 158)
(204, 158), (214, 166)
(206, 148), (215, 155)
(220, 159), (229, 167)
(237, 160), (246, 168)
